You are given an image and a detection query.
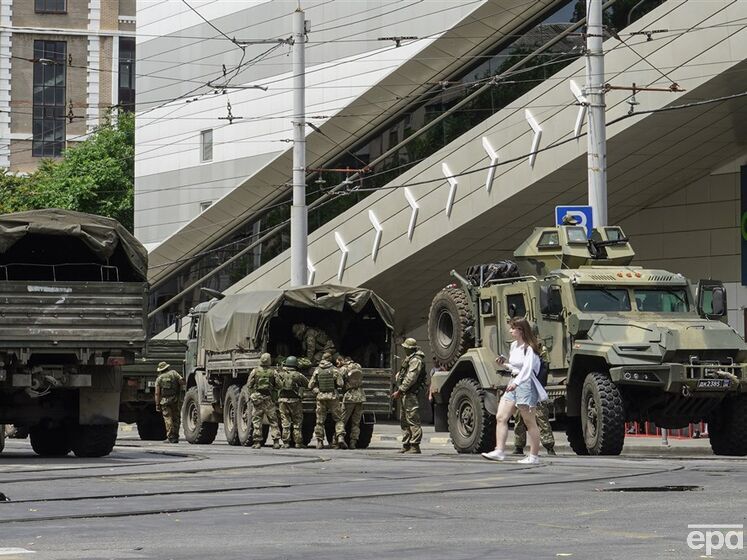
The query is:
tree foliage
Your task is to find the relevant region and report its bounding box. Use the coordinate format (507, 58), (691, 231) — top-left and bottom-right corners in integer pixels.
(0, 111), (135, 230)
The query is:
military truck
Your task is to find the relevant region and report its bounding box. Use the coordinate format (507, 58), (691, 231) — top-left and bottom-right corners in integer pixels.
(429, 224), (747, 456)
(182, 285), (395, 448)
(120, 338), (187, 441)
(0, 209), (148, 457)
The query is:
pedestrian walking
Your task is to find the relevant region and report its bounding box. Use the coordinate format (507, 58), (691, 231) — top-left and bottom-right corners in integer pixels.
(154, 361), (185, 443)
(482, 317), (548, 464)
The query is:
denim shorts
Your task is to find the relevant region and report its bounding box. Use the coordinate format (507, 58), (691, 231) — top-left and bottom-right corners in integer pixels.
(502, 380), (539, 408)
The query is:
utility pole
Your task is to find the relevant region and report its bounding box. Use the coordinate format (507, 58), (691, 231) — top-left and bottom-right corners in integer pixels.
(586, 0), (607, 227)
(290, 8), (308, 287)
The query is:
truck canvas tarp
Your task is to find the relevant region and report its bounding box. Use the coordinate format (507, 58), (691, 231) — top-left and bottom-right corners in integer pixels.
(200, 285), (394, 353)
(0, 208), (147, 280)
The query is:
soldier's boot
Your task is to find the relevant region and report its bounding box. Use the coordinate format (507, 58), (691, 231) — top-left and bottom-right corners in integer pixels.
(251, 442), (262, 449)
(281, 441), (291, 449)
(315, 439), (324, 450)
(335, 437), (348, 450)
(513, 446), (525, 455)
(398, 445), (411, 454)
(544, 443), (556, 456)
(272, 440), (281, 450)
(295, 441), (307, 449)
(406, 444), (421, 454)
(349, 439), (357, 450)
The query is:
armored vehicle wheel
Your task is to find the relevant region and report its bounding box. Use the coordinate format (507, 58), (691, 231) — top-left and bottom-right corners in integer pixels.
(356, 417), (374, 449)
(0, 425), (4, 453)
(565, 417), (589, 455)
(223, 385), (241, 446)
(237, 389), (253, 446)
(29, 425), (71, 456)
(183, 386), (218, 444)
(708, 395), (747, 456)
(448, 378), (495, 453)
(580, 372), (625, 455)
(428, 287), (474, 369)
(137, 409), (167, 441)
(69, 424), (118, 458)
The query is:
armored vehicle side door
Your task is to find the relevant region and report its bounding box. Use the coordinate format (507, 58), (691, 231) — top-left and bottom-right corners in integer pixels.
(185, 314), (200, 377)
(498, 285), (533, 355)
(537, 281), (569, 372)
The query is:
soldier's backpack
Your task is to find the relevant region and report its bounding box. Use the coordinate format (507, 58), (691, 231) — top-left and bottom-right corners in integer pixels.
(255, 368), (274, 394)
(535, 359), (549, 387)
(317, 366), (336, 393)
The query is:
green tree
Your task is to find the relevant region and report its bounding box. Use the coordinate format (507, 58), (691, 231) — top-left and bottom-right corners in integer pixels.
(0, 111), (135, 230)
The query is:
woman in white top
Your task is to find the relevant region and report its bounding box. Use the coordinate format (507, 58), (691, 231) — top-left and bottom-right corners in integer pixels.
(482, 317), (548, 464)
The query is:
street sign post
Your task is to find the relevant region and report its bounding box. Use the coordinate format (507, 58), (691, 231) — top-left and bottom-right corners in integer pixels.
(555, 205), (594, 236)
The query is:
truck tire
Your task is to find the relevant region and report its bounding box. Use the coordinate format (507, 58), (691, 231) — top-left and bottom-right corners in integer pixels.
(447, 378), (495, 453)
(0, 425), (4, 453)
(30, 425), (70, 457)
(581, 372), (625, 455)
(428, 287), (474, 369)
(708, 395), (747, 456)
(302, 413), (316, 445)
(223, 385), (241, 446)
(356, 418), (374, 449)
(237, 389), (253, 446)
(183, 386), (218, 445)
(69, 424), (118, 458)
(137, 409), (167, 441)
(565, 417), (589, 455)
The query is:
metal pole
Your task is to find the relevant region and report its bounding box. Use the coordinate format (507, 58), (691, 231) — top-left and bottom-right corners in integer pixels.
(586, 0), (608, 227)
(290, 8), (308, 287)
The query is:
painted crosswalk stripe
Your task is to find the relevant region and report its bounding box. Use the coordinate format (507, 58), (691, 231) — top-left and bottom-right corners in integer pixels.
(0, 548), (35, 555)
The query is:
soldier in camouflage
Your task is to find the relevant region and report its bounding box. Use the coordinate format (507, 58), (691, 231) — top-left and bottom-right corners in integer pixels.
(513, 402), (556, 455)
(154, 361), (185, 443)
(292, 323), (338, 364)
(338, 357), (366, 450)
(391, 338), (426, 454)
(275, 356), (309, 448)
(246, 353), (281, 449)
(308, 352), (347, 449)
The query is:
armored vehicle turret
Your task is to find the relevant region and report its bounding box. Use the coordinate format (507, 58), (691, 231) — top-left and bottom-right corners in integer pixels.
(428, 225), (747, 456)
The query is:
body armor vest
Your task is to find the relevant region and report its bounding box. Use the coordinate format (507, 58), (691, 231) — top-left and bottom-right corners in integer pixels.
(317, 367), (336, 393)
(255, 367), (274, 394)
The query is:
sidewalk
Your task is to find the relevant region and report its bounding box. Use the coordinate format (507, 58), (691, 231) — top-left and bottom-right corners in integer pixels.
(372, 421), (715, 455)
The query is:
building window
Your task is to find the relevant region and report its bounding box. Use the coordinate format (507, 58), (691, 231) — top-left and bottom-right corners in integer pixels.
(199, 201), (212, 213)
(201, 129), (213, 161)
(118, 37), (135, 112)
(35, 0), (66, 13)
(32, 40), (66, 158)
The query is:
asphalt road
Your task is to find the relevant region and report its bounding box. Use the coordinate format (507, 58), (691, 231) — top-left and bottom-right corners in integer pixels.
(0, 425), (745, 560)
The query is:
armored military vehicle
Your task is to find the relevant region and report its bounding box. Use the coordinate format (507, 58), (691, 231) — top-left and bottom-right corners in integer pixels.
(182, 285), (395, 448)
(0, 209), (148, 457)
(429, 224), (747, 456)
(120, 338), (187, 441)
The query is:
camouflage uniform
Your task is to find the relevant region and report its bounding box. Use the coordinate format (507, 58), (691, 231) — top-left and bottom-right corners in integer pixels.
(340, 359), (366, 449)
(308, 357), (346, 449)
(394, 338), (426, 453)
(293, 323), (337, 364)
(275, 357), (309, 448)
(246, 353), (281, 449)
(154, 362), (184, 443)
(513, 401), (555, 454)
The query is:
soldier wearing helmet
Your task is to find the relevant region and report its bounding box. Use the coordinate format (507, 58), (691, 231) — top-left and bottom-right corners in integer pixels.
(308, 351), (346, 449)
(292, 322), (338, 365)
(391, 338), (426, 454)
(154, 361), (185, 443)
(245, 352), (281, 449)
(276, 355), (309, 448)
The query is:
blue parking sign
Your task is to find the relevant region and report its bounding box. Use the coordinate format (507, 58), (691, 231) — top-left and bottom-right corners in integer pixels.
(555, 205), (594, 236)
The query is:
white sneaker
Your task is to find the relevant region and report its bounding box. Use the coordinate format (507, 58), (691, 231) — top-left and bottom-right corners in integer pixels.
(517, 454), (540, 464)
(481, 449), (506, 461)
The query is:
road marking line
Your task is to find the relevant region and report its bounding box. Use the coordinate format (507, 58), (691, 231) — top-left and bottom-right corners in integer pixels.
(0, 548), (36, 555)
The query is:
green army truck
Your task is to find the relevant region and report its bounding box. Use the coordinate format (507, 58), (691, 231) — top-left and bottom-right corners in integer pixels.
(120, 338), (187, 441)
(0, 209), (148, 457)
(182, 285), (395, 448)
(429, 224), (747, 456)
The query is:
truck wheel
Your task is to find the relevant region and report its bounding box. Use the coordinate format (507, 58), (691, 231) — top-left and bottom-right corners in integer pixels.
(565, 417), (589, 455)
(183, 386), (218, 445)
(302, 413), (316, 445)
(708, 395), (747, 456)
(0, 425), (4, 453)
(223, 385), (241, 446)
(237, 389), (253, 446)
(137, 409), (167, 441)
(447, 378), (495, 453)
(30, 425), (71, 457)
(356, 418), (374, 449)
(428, 287), (474, 369)
(69, 424), (118, 458)
(581, 372), (625, 455)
